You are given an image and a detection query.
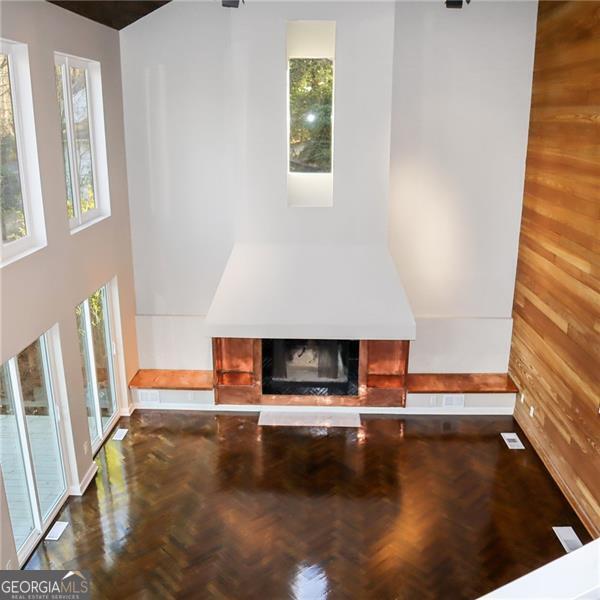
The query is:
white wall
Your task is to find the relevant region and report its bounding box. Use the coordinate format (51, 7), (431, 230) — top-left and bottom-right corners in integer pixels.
(389, 1), (537, 372)
(122, 0), (396, 369)
(122, 0), (395, 310)
(121, 1), (235, 317)
(122, 0), (536, 374)
(136, 315), (212, 370)
(230, 2), (395, 246)
(0, 0), (138, 555)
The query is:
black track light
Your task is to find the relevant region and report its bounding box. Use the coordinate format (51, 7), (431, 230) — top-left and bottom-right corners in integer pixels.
(446, 0), (470, 8)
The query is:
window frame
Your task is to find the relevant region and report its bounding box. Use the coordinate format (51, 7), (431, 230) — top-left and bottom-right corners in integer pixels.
(286, 21), (336, 208)
(54, 52), (110, 232)
(76, 282), (120, 453)
(0, 39), (46, 266)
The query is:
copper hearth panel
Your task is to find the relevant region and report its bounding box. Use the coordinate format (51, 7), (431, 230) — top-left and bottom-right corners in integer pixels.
(212, 337), (409, 407)
(214, 338), (256, 373)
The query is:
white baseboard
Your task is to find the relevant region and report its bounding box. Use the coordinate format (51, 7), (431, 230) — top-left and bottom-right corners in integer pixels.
(132, 387), (514, 416)
(133, 399), (515, 416)
(70, 462), (98, 496)
(120, 404), (135, 417)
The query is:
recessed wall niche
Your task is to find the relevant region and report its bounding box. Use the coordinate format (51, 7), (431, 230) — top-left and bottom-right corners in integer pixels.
(287, 20), (335, 208)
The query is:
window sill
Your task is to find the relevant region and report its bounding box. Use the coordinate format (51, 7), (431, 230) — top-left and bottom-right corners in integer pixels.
(70, 213), (110, 236)
(0, 240), (47, 269)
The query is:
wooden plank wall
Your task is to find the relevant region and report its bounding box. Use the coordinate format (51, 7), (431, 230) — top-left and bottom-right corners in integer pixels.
(509, 1), (600, 537)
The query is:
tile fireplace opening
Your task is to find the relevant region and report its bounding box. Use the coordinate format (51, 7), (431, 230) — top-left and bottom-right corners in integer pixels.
(262, 339), (359, 396)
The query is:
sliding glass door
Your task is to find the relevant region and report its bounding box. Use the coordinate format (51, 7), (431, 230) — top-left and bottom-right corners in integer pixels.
(17, 339), (67, 519)
(0, 365), (36, 550)
(0, 334), (67, 558)
(76, 284), (118, 450)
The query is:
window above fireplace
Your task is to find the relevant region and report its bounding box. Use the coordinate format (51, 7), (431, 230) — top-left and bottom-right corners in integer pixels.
(287, 20), (335, 208)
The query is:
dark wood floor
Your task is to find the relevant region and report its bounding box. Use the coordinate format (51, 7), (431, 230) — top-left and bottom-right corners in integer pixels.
(25, 412), (590, 599)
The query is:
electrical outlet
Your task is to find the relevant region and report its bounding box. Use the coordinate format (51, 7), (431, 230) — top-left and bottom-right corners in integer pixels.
(6, 559), (12, 569)
(529, 405), (535, 418)
(83, 440), (89, 455)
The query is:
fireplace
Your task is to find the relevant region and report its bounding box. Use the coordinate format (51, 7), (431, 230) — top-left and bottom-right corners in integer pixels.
(212, 337), (410, 406)
(262, 339), (359, 396)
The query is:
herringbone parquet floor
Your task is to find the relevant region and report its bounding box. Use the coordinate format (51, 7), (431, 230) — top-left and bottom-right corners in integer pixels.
(25, 412), (590, 599)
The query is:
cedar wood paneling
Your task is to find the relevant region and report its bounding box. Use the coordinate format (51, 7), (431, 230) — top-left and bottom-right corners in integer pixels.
(509, 1), (600, 536)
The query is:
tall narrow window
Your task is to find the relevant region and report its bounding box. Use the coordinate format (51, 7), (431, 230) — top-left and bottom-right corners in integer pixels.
(289, 59), (333, 173)
(76, 283), (118, 449)
(0, 332), (67, 562)
(0, 39), (45, 266)
(287, 21), (335, 207)
(0, 53), (26, 241)
(55, 53), (109, 231)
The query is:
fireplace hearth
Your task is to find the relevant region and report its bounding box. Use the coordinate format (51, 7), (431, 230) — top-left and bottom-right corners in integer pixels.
(212, 337), (410, 406)
(262, 339), (359, 396)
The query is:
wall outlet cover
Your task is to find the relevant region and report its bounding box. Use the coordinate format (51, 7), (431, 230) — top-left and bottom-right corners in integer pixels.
(139, 389), (160, 406)
(442, 394), (465, 408)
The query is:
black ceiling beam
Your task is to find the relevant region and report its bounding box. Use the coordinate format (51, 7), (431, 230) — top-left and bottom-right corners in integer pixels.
(47, 1), (172, 30)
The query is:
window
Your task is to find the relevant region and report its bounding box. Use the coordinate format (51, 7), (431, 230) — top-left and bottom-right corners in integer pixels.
(55, 53), (110, 231)
(0, 39), (45, 266)
(289, 59), (333, 173)
(76, 283), (118, 450)
(0, 333), (67, 562)
(287, 21), (335, 208)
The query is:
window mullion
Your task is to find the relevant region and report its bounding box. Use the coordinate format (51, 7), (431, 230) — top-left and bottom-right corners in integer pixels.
(83, 298), (103, 443)
(83, 67), (99, 222)
(63, 59), (81, 226)
(8, 358), (43, 532)
(39, 336), (67, 491)
(102, 288), (117, 415)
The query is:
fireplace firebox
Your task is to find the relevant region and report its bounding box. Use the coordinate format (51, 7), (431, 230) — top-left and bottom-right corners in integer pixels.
(262, 339), (359, 396)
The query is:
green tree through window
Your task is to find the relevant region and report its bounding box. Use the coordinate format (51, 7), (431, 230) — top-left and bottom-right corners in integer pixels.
(0, 53), (27, 243)
(289, 58), (333, 173)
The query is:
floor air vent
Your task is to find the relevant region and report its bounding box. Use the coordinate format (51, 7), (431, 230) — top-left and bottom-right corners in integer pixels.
(45, 521), (68, 541)
(113, 428), (128, 441)
(501, 432), (525, 449)
(553, 527), (583, 553)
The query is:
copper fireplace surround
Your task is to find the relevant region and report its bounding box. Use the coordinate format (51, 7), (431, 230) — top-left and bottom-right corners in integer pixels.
(212, 337), (410, 407)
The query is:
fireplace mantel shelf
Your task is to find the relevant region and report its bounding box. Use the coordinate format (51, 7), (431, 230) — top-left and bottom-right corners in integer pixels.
(129, 369), (517, 394)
